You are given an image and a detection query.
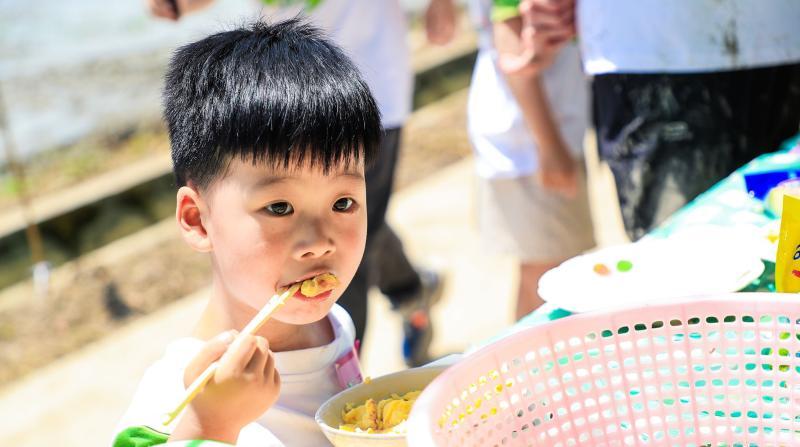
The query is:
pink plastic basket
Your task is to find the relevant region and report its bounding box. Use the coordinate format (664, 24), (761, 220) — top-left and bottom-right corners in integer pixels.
(408, 293), (800, 446)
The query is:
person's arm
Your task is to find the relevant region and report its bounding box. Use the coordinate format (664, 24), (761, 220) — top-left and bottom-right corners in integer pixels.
(425, 0), (457, 45)
(492, 0), (578, 197)
(145, 0), (214, 21)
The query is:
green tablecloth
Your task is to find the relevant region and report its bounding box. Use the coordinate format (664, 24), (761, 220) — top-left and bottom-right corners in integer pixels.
(472, 135), (800, 351)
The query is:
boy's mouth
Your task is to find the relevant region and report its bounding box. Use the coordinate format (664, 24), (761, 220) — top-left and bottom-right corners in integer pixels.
(280, 272), (340, 299)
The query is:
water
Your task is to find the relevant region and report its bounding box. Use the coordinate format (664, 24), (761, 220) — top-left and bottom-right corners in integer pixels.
(0, 0), (429, 162)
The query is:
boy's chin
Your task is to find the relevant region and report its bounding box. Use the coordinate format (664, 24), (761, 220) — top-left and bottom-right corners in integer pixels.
(272, 298), (337, 326)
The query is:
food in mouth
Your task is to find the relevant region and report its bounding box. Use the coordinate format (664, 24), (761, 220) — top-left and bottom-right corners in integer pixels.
(297, 273), (339, 297)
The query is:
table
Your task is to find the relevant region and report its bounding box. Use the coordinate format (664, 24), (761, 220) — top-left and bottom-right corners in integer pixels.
(471, 135), (800, 352)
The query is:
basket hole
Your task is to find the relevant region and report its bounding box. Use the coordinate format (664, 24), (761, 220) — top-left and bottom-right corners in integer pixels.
(525, 350), (536, 363)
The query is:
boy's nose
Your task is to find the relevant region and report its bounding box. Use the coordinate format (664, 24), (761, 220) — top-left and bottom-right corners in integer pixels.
(293, 222), (336, 260)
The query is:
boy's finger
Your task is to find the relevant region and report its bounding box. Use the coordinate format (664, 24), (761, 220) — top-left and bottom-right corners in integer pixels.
(217, 334), (258, 379)
(264, 352), (280, 388)
(244, 336), (270, 374)
(184, 330), (237, 385)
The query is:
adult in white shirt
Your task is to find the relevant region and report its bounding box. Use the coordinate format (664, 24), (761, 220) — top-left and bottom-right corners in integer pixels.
(526, 0), (800, 239)
(145, 0), (456, 366)
(465, 0), (595, 318)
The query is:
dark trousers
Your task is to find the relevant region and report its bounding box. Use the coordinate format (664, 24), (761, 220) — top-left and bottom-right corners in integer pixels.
(337, 127), (421, 343)
(593, 63), (800, 240)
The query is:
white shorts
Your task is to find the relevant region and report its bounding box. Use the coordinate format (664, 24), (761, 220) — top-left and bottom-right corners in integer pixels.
(477, 168), (596, 263)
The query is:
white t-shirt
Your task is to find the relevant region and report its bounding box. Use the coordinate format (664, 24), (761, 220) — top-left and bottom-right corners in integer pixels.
(467, 0), (588, 179)
(114, 305), (362, 447)
(578, 0), (800, 74)
(262, 0), (412, 128)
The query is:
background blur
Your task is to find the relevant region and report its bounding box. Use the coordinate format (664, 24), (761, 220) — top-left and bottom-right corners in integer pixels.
(0, 1), (626, 446)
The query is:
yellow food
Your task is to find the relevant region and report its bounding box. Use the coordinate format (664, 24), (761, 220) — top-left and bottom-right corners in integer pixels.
(300, 273), (339, 296)
(339, 390), (421, 434)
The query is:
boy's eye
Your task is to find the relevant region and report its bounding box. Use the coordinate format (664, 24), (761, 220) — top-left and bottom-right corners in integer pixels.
(265, 202), (294, 216)
(333, 197), (355, 212)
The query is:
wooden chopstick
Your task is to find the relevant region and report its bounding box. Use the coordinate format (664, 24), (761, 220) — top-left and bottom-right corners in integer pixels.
(162, 284), (299, 426)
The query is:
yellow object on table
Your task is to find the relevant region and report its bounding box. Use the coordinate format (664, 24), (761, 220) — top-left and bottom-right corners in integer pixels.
(339, 391), (421, 434)
(775, 195), (800, 292)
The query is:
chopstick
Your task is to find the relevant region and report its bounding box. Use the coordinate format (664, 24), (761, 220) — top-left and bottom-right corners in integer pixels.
(162, 284), (299, 426)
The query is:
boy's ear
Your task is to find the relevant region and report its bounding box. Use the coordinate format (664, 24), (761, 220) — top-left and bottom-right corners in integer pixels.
(176, 185), (212, 253)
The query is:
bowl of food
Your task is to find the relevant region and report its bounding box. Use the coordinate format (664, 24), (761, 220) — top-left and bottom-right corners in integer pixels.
(315, 365), (448, 447)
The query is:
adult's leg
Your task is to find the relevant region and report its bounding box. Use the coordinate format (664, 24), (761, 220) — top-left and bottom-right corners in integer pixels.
(594, 64), (800, 240)
(516, 262), (559, 320)
(478, 171), (595, 320)
(373, 225), (422, 305)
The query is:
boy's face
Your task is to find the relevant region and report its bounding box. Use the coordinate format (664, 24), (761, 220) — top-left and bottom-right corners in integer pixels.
(197, 156), (367, 325)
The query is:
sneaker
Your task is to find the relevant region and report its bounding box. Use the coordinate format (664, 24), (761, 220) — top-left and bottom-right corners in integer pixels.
(398, 270), (444, 367)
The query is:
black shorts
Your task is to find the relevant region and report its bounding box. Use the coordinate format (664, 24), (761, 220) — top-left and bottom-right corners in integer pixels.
(593, 63), (800, 240)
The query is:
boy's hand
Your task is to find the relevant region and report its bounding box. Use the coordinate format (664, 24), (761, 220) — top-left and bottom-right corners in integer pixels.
(498, 0), (575, 76)
(170, 331), (281, 444)
(144, 0), (214, 21)
(537, 150), (578, 199)
(425, 0), (457, 46)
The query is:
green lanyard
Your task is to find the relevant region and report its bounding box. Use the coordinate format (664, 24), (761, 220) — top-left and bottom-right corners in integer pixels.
(260, 0), (322, 9)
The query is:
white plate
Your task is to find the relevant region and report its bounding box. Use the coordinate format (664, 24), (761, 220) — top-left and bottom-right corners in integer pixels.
(539, 234), (765, 313)
(669, 224), (779, 262)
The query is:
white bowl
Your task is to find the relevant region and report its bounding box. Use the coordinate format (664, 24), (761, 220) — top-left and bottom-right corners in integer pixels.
(315, 366), (447, 447)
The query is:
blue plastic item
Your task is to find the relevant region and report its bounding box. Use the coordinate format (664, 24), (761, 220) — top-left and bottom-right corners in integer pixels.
(744, 169), (800, 200)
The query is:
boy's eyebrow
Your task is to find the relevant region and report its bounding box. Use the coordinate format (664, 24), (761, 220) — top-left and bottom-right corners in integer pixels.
(252, 170), (365, 189)
(336, 171), (366, 181)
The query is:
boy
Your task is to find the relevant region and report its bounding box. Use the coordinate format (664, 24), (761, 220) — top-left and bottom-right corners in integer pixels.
(466, 0), (595, 319)
(113, 19), (381, 446)
(145, 0), (455, 368)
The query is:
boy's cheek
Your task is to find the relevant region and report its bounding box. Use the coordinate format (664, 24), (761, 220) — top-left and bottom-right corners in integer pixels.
(220, 252), (282, 309)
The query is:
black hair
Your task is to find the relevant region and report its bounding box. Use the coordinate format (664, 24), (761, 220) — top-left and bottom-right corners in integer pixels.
(163, 18), (382, 188)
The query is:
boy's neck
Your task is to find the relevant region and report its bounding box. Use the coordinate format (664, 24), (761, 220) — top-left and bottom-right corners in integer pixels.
(194, 285), (335, 352)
